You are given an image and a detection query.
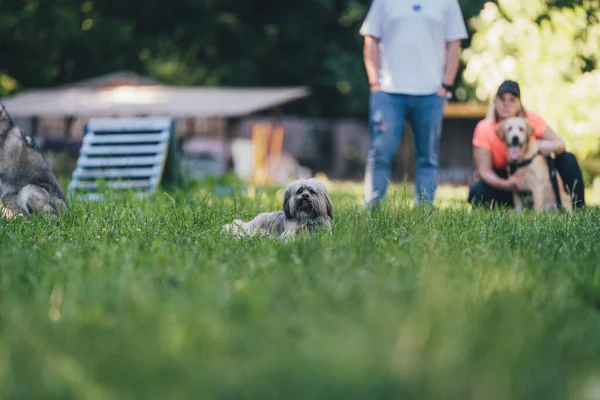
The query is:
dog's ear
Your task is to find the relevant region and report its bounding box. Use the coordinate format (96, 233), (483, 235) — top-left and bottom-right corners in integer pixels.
(283, 185), (294, 219)
(0, 104), (12, 122)
(325, 192), (333, 219)
(526, 121), (534, 140)
(495, 121), (506, 141)
(309, 179), (333, 218)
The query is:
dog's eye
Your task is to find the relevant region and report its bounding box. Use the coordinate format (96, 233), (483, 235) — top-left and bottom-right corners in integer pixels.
(309, 188), (316, 194)
(519, 127), (524, 131)
(297, 188), (303, 194)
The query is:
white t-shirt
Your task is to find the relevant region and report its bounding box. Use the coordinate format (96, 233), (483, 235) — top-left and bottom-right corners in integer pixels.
(360, 0), (468, 95)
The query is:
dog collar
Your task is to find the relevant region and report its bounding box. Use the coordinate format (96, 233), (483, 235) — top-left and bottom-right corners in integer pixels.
(508, 154), (539, 175)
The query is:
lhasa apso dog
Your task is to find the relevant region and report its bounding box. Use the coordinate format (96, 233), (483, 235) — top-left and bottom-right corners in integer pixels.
(222, 178), (333, 238)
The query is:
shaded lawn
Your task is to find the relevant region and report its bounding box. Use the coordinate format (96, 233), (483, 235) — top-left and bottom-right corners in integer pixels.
(1, 182), (599, 399)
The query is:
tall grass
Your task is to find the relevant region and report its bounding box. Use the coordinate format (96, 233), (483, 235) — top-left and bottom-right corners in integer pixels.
(1, 182), (599, 399)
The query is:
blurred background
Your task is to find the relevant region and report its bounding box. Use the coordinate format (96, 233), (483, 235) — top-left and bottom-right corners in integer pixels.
(0, 0), (599, 193)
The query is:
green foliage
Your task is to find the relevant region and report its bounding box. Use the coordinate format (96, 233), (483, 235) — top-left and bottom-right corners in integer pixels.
(1, 184), (600, 398)
(0, 72), (19, 97)
(462, 0), (600, 158)
(0, 0), (488, 118)
(0, 0), (140, 91)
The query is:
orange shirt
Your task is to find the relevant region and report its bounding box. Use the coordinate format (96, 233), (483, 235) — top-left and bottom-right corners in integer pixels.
(472, 110), (548, 169)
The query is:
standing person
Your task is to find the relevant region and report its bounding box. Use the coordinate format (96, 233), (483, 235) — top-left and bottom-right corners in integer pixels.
(360, 0), (468, 208)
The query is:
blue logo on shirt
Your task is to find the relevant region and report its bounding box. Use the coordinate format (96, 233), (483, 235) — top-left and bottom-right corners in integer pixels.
(413, 4), (422, 11)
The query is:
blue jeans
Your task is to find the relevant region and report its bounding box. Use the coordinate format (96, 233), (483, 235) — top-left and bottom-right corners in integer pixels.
(364, 91), (447, 208)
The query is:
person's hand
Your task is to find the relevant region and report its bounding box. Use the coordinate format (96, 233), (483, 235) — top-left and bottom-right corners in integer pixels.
(436, 87), (449, 98)
(370, 83), (381, 93)
(507, 174), (526, 191)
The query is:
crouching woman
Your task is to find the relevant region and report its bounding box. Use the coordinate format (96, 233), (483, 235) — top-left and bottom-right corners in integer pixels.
(467, 80), (585, 209)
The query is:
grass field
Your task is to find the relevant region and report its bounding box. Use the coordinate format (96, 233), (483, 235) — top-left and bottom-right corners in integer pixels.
(1, 179), (600, 399)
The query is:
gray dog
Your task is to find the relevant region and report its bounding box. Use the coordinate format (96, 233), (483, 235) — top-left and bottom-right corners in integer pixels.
(0, 103), (67, 218)
(222, 178), (333, 238)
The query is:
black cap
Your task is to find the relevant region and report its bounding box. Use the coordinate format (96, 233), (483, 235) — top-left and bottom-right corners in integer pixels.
(496, 80), (520, 98)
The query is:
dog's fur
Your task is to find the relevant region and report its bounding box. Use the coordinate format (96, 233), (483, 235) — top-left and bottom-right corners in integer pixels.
(0, 103), (67, 218)
(496, 116), (572, 213)
(222, 178), (333, 238)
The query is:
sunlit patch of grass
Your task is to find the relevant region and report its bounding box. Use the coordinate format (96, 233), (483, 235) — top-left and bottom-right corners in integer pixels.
(1, 180), (599, 399)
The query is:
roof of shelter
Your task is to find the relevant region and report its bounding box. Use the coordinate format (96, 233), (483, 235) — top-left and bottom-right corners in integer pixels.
(444, 102), (488, 118)
(0, 84), (310, 118)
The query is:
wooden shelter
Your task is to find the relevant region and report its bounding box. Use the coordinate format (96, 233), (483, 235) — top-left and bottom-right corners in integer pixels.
(0, 71), (310, 183)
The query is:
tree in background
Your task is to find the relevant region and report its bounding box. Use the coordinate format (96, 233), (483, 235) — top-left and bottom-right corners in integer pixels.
(0, 0), (488, 118)
(0, 0), (140, 96)
(462, 0), (600, 159)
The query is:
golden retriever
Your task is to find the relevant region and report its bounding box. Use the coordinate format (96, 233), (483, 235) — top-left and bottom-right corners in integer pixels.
(496, 116), (572, 213)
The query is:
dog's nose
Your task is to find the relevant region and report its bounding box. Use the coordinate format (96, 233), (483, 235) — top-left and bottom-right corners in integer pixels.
(511, 136), (519, 145)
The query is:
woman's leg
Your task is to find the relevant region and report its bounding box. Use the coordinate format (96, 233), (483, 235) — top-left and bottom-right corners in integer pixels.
(554, 152), (585, 208)
(468, 172), (514, 209)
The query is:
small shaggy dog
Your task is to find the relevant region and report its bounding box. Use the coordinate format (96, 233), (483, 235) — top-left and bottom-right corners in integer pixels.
(497, 116), (572, 213)
(222, 178), (333, 238)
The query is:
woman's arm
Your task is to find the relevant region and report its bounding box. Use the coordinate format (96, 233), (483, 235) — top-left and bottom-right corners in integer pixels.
(474, 147), (523, 191)
(537, 125), (566, 156)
